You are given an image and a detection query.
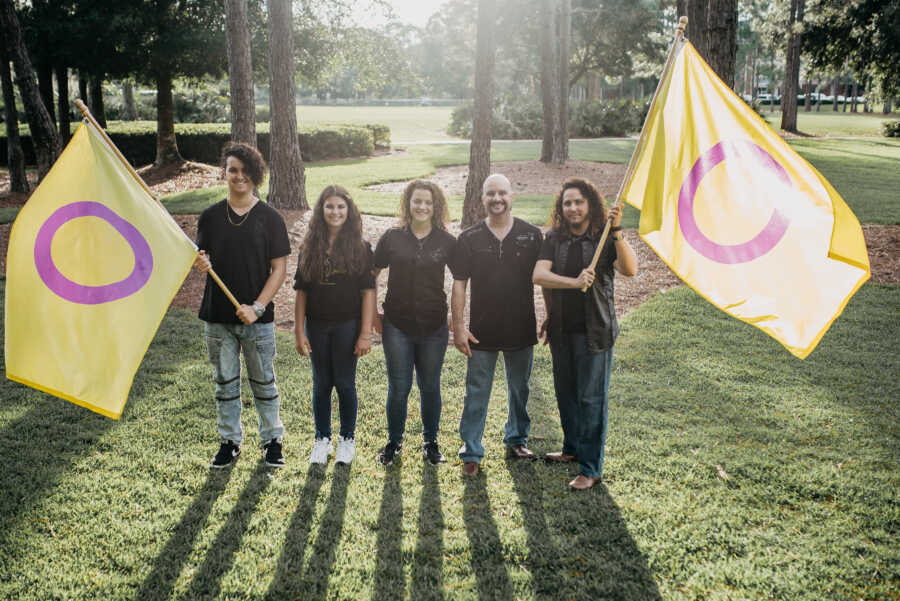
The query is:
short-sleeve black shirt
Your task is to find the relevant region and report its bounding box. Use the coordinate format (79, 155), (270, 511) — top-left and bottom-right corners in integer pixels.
(374, 227), (456, 337)
(293, 242), (376, 323)
(450, 217), (542, 351)
(537, 233), (589, 333)
(196, 199), (291, 324)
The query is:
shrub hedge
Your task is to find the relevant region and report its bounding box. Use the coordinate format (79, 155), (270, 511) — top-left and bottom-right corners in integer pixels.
(1, 120), (386, 166)
(882, 120), (900, 137)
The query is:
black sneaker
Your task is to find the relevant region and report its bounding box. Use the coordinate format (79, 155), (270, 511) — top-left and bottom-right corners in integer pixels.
(263, 439), (285, 468)
(423, 441), (446, 465)
(211, 441), (241, 469)
(377, 441), (402, 466)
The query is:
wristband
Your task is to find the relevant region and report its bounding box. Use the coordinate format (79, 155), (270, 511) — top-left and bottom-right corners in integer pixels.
(610, 225), (623, 232)
(611, 234), (623, 241)
(252, 301), (265, 318)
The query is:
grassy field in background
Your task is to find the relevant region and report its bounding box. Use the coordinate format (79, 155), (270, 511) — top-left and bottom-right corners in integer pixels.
(293, 105), (459, 143)
(759, 108), (898, 136)
(1, 280), (896, 600)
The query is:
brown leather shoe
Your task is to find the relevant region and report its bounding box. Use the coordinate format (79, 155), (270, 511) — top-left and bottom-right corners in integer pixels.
(462, 461), (479, 476)
(507, 444), (536, 459)
(569, 474), (600, 490)
(544, 451), (576, 463)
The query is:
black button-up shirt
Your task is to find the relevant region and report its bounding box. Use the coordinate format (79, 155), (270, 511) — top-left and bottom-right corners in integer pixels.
(374, 226), (456, 337)
(450, 218), (542, 351)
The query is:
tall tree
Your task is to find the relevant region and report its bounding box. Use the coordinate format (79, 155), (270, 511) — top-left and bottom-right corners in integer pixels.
(1, 35), (28, 193)
(540, 0), (560, 163)
(89, 75), (106, 127)
(557, 0), (570, 162)
(55, 65), (70, 144)
(780, 0), (805, 132)
(462, 0), (497, 227)
(0, 0), (61, 178)
(686, 0), (709, 60)
(226, 0), (256, 145)
(267, 0), (306, 209)
(121, 79), (138, 121)
(706, 0), (737, 87)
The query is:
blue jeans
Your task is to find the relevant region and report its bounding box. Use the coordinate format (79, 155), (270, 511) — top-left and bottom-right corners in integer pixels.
(458, 346), (533, 464)
(204, 321), (284, 447)
(305, 318), (359, 439)
(382, 318), (448, 444)
(550, 333), (613, 479)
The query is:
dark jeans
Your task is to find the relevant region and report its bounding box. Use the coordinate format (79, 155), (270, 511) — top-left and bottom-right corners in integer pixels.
(550, 332), (613, 478)
(382, 317), (448, 445)
(305, 318), (359, 439)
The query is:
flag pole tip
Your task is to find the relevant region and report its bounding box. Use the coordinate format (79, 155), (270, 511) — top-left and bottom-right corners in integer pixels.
(677, 16), (688, 30)
(74, 99), (89, 116)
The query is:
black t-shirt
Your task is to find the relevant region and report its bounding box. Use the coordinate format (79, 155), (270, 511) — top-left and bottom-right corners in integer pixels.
(293, 242), (376, 323)
(556, 236), (587, 333)
(196, 199), (291, 324)
(450, 218), (542, 351)
(374, 226), (456, 337)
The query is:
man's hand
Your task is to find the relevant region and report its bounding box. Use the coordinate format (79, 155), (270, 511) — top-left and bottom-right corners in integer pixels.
(608, 202), (623, 227)
(575, 268), (595, 290)
(453, 327), (479, 358)
(354, 335), (372, 357)
(194, 250), (211, 273)
(295, 331), (311, 356)
(236, 304), (258, 325)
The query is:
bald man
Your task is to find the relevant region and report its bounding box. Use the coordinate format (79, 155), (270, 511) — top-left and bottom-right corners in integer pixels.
(449, 174), (543, 476)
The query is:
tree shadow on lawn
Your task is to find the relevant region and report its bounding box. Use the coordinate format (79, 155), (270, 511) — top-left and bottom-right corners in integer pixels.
(409, 463), (446, 601)
(373, 465), (405, 601)
(463, 473), (514, 601)
(134, 468), (233, 601)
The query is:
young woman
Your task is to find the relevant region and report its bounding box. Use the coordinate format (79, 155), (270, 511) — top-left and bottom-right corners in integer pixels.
(373, 180), (456, 466)
(293, 185), (376, 465)
(532, 177), (638, 490)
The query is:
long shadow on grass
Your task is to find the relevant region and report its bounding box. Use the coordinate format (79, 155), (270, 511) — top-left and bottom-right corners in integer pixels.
(134, 469), (233, 601)
(372, 466), (405, 600)
(463, 474), (513, 601)
(264, 465), (326, 600)
(178, 463), (273, 601)
(409, 463), (446, 601)
(300, 466), (351, 601)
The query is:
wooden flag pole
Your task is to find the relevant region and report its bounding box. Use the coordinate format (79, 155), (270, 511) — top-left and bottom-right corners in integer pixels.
(74, 98), (241, 311)
(581, 16), (688, 293)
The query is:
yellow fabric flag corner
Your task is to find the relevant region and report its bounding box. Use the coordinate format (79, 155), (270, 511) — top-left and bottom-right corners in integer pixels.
(4, 121), (197, 417)
(621, 41), (870, 359)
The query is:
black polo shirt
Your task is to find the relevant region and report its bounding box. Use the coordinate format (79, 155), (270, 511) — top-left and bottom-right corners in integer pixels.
(196, 199), (291, 324)
(450, 217), (542, 351)
(374, 226), (456, 337)
(293, 242), (376, 323)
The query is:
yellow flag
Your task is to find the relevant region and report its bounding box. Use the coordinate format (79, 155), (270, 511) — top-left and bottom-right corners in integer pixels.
(5, 121), (197, 417)
(621, 41), (869, 359)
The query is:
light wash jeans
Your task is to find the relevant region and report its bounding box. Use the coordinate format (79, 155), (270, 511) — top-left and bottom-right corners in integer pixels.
(382, 317), (448, 444)
(550, 333), (613, 479)
(458, 346), (533, 464)
(204, 321), (284, 447)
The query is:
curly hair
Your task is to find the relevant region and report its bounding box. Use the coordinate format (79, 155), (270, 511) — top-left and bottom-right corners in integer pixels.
(221, 142), (266, 187)
(299, 185), (368, 282)
(548, 177), (608, 238)
(398, 179), (449, 231)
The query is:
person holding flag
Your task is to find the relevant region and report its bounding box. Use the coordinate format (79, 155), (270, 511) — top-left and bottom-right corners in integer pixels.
(532, 177), (637, 490)
(194, 143), (291, 469)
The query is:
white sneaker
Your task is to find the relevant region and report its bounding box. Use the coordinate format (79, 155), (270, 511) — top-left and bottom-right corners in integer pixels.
(309, 437), (332, 464)
(335, 436), (355, 465)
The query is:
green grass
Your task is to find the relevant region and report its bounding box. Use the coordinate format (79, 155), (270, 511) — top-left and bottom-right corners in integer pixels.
(1, 280), (897, 600)
(293, 105), (460, 143)
(759, 109), (899, 137)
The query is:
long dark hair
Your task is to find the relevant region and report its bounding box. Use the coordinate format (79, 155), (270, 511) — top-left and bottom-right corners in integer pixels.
(299, 185), (367, 281)
(399, 179), (449, 230)
(548, 177), (608, 238)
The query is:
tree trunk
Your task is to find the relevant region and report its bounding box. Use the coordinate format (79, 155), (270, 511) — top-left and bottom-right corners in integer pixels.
(122, 80), (138, 120)
(462, 0), (497, 227)
(154, 70), (183, 166)
(539, 0), (559, 163)
(0, 0), (61, 179)
(557, 0), (570, 162)
(780, 0), (804, 133)
(832, 75), (838, 111)
(804, 79), (812, 111)
(884, 98), (892, 114)
(267, 0), (306, 209)
(90, 75), (106, 127)
(226, 0), (256, 146)
(55, 64), (70, 144)
(37, 61), (56, 126)
(842, 81), (848, 111)
(850, 80), (858, 112)
(705, 0), (737, 88)
(676, 0), (687, 19)
(1, 38), (28, 193)
(686, 0), (709, 61)
(78, 71), (88, 106)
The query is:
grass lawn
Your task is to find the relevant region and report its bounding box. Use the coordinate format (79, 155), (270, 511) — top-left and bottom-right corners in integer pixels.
(292, 105), (460, 144)
(1, 280), (897, 600)
(759, 109), (899, 137)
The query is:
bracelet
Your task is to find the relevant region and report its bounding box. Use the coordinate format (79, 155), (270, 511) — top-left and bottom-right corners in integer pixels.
(610, 225), (623, 232)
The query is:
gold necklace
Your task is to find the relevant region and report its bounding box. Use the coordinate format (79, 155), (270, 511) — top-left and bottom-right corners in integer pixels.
(226, 201), (251, 226)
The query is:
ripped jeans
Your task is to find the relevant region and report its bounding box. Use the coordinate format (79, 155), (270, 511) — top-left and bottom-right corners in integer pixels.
(205, 321), (284, 447)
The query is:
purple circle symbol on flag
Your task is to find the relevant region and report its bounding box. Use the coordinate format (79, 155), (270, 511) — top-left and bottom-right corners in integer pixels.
(33, 201), (153, 304)
(678, 140), (791, 264)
